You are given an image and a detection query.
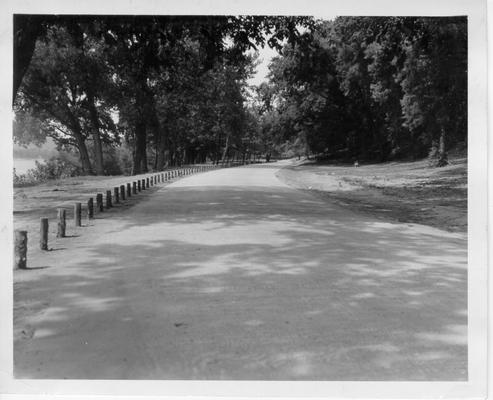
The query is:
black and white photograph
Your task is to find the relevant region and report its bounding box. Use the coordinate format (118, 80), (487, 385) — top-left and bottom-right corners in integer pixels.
(0, 0), (488, 398)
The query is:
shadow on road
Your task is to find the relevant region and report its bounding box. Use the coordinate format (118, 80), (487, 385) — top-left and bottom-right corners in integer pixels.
(14, 186), (467, 380)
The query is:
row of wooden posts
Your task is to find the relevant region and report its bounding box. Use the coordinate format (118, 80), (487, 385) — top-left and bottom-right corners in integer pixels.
(14, 164), (221, 270)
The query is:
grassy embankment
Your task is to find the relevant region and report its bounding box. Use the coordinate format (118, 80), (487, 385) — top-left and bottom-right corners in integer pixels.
(276, 155), (467, 232)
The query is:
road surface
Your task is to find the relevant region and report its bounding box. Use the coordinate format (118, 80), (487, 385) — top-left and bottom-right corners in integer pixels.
(14, 162), (467, 380)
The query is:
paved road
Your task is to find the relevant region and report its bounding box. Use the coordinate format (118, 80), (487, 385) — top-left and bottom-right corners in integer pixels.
(14, 162), (467, 380)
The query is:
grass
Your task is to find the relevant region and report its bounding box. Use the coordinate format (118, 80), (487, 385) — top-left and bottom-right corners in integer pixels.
(276, 156), (467, 232)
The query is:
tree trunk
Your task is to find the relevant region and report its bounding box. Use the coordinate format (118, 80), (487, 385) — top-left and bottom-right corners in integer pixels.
(155, 127), (167, 170)
(221, 133), (230, 163)
(87, 91), (105, 175)
(133, 119), (147, 174)
(75, 135), (93, 174)
(437, 127), (448, 167)
(71, 121), (93, 174)
(13, 16), (45, 103)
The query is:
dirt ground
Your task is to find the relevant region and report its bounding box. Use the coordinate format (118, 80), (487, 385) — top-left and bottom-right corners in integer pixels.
(276, 157), (467, 233)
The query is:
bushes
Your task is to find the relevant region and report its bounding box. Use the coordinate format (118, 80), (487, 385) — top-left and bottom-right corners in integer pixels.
(13, 143), (137, 187)
(13, 154), (83, 187)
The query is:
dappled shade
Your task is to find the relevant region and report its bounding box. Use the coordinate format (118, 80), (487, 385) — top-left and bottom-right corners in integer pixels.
(14, 166), (467, 380)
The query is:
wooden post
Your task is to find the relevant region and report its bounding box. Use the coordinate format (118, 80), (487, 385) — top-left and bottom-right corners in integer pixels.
(57, 208), (66, 238)
(96, 193), (104, 212)
(133, 181), (137, 194)
(127, 183), (132, 197)
(161, 173), (165, 181)
(142, 179), (146, 190)
(74, 202), (82, 226)
(146, 177), (150, 188)
(87, 198), (94, 219)
(113, 187), (119, 204)
(106, 190), (112, 208)
(14, 230), (28, 269)
(40, 218), (48, 250)
(120, 185), (125, 201)
(137, 180), (141, 191)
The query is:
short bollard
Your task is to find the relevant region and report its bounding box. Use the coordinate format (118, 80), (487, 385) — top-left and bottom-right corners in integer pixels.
(96, 193), (104, 212)
(74, 202), (82, 227)
(87, 198), (94, 219)
(146, 177), (150, 188)
(40, 218), (49, 250)
(133, 181), (137, 194)
(150, 176), (153, 186)
(106, 191), (112, 208)
(142, 179), (146, 190)
(14, 230), (28, 269)
(57, 208), (66, 237)
(120, 185), (126, 201)
(127, 183), (132, 197)
(114, 187), (119, 204)
(137, 180), (141, 192)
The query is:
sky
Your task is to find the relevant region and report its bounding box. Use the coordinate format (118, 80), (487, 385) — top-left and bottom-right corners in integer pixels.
(247, 45), (280, 87)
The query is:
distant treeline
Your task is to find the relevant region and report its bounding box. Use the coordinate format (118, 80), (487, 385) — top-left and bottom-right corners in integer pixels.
(259, 17), (467, 165)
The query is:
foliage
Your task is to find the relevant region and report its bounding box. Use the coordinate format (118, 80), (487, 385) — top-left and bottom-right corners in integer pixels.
(13, 153), (83, 187)
(14, 15), (466, 178)
(14, 15), (313, 175)
(260, 17), (467, 165)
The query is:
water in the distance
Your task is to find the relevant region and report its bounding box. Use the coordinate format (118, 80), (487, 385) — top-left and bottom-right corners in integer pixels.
(14, 158), (44, 175)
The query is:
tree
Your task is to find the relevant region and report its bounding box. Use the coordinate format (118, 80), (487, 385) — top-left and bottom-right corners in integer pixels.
(261, 17), (467, 164)
(14, 15), (317, 174)
(399, 17), (467, 166)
